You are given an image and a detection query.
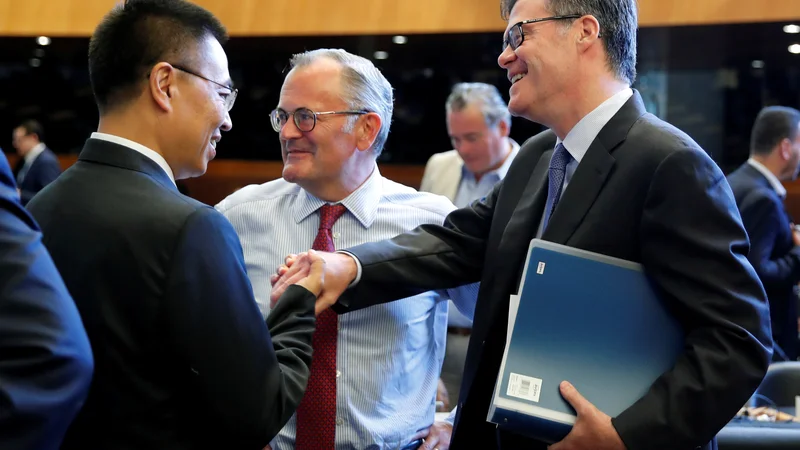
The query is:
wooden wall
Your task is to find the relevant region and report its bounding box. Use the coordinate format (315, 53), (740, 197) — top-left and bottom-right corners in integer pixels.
(0, 0), (797, 36)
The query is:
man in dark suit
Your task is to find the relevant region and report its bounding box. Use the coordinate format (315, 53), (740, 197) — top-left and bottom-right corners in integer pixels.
(0, 152), (93, 449)
(27, 1), (323, 449)
(12, 120), (61, 205)
(728, 106), (800, 362)
(271, 0), (773, 449)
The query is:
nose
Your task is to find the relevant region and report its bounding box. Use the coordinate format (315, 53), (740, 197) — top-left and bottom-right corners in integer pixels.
(279, 117), (303, 141)
(498, 45), (516, 68)
(221, 110), (233, 132)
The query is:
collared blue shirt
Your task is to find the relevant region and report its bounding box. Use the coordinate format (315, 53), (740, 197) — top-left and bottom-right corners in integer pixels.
(216, 166), (478, 449)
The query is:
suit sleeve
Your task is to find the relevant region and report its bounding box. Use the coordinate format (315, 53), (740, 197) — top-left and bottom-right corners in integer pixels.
(163, 207), (316, 447)
(0, 155), (93, 449)
(740, 193), (800, 289)
(333, 180), (499, 314)
(612, 149), (772, 450)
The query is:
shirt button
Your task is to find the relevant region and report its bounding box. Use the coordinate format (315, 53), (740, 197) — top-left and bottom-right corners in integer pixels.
(333, 232), (340, 239)
(336, 418), (344, 425)
(336, 370), (342, 378)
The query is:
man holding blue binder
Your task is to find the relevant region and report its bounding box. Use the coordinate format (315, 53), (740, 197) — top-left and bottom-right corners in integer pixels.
(271, 0), (773, 449)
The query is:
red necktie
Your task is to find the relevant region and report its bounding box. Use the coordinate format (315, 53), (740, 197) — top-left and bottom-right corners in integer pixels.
(295, 203), (347, 449)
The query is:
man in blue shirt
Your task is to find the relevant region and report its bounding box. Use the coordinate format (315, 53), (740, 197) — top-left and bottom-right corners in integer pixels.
(217, 49), (478, 450)
(419, 82), (519, 409)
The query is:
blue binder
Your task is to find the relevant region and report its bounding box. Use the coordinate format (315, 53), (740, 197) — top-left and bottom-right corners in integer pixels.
(487, 239), (684, 443)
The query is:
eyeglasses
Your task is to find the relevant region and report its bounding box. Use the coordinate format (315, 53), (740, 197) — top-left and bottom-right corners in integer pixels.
(502, 15), (582, 52)
(171, 64), (238, 112)
(270, 107), (369, 133)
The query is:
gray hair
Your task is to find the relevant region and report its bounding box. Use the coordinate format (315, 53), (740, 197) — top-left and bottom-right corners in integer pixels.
(446, 82), (511, 128)
(500, 0), (637, 84)
(289, 48), (394, 157)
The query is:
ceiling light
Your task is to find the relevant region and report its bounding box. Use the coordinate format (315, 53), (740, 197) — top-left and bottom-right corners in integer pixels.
(36, 36), (51, 46)
(29, 58), (41, 67)
(751, 60), (765, 69)
(784, 24), (800, 34)
(392, 35), (408, 44)
(789, 44), (800, 54)
(374, 51), (389, 60)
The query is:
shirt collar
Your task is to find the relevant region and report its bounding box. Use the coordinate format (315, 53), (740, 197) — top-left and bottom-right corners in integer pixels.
(747, 158), (787, 198)
(90, 132), (176, 186)
(556, 87), (633, 162)
(292, 163), (382, 228)
(23, 142), (46, 165)
(460, 138), (521, 182)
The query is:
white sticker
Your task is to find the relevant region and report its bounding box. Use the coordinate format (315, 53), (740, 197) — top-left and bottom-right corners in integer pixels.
(536, 262), (546, 274)
(507, 372), (542, 402)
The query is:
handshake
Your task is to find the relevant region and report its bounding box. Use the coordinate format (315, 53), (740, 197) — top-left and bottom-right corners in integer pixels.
(270, 250), (359, 315)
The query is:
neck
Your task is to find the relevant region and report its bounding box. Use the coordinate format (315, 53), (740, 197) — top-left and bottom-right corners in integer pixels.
(97, 112), (165, 159)
(302, 161), (376, 203)
(751, 154), (787, 181)
(546, 77), (629, 141)
(473, 138), (512, 182)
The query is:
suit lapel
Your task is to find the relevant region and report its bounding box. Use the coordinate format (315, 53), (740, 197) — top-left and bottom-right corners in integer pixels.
(443, 155), (463, 201)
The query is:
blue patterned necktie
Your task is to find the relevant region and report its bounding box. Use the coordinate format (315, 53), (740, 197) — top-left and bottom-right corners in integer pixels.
(541, 143), (572, 232)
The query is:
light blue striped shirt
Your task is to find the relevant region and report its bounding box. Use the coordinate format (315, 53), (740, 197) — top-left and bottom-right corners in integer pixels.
(216, 165), (479, 450)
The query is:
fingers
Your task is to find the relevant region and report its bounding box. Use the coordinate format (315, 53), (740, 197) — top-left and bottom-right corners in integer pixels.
(285, 253), (297, 266)
(410, 426), (430, 442)
(559, 381), (591, 417)
(295, 250), (326, 296)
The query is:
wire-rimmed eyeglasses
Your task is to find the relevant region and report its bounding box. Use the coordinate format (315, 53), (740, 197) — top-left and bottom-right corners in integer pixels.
(171, 64), (238, 112)
(270, 107), (369, 133)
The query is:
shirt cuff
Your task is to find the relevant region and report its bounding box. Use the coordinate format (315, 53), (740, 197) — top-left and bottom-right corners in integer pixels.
(335, 250), (362, 287)
(444, 406), (458, 426)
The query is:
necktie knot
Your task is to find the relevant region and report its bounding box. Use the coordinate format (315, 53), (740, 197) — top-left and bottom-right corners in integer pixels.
(318, 204), (347, 231)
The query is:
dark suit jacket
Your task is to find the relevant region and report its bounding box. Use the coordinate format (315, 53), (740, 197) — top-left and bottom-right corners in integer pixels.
(337, 92), (772, 450)
(727, 163), (800, 361)
(14, 146), (61, 205)
(27, 138), (317, 450)
(0, 152), (93, 450)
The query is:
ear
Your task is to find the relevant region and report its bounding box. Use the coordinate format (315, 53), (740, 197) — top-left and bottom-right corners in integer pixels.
(575, 14), (602, 50)
(497, 119), (510, 138)
(779, 138), (793, 160)
(148, 62), (177, 113)
(355, 112), (382, 152)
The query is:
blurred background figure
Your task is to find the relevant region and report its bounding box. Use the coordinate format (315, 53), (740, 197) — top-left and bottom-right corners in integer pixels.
(0, 151), (93, 450)
(420, 82), (518, 407)
(727, 106), (800, 362)
(11, 120), (61, 205)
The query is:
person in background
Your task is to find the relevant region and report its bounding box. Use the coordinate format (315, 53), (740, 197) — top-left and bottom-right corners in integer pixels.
(217, 48), (478, 450)
(12, 120), (61, 205)
(728, 106), (800, 362)
(0, 151), (93, 450)
(419, 82), (519, 408)
(270, 0), (773, 449)
(27, 1), (323, 448)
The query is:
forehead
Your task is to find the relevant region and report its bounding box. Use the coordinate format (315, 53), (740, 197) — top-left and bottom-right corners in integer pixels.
(447, 104), (488, 129)
(505, 0), (549, 31)
(196, 36), (230, 81)
(279, 60), (346, 110)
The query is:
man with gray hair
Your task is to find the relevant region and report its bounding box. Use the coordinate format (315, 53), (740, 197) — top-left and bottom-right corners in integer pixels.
(217, 48), (477, 450)
(420, 82), (518, 408)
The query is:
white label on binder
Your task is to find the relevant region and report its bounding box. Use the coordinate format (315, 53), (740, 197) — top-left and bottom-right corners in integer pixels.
(507, 372), (542, 402)
(536, 262), (545, 274)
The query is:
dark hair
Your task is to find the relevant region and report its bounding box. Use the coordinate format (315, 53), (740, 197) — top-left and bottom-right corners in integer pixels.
(500, 0), (637, 84)
(88, 0), (228, 114)
(750, 106), (800, 156)
(16, 120), (44, 142)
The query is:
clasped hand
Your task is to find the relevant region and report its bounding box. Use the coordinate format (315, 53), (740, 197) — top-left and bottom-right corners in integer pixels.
(270, 250), (357, 315)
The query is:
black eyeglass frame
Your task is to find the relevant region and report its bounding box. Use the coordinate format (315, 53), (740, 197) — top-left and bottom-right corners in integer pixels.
(503, 14), (586, 51)
(270, 107), (370, 133)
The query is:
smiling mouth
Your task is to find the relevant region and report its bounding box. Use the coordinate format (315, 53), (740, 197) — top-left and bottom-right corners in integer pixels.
(511, 73), (526, 84)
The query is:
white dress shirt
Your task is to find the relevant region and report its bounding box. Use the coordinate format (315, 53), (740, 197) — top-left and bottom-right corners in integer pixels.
(216, 166), (479, 449)
(90, 132), (176, 186)
(746, 158), (787, 198)
(536, 88), (634, 237)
